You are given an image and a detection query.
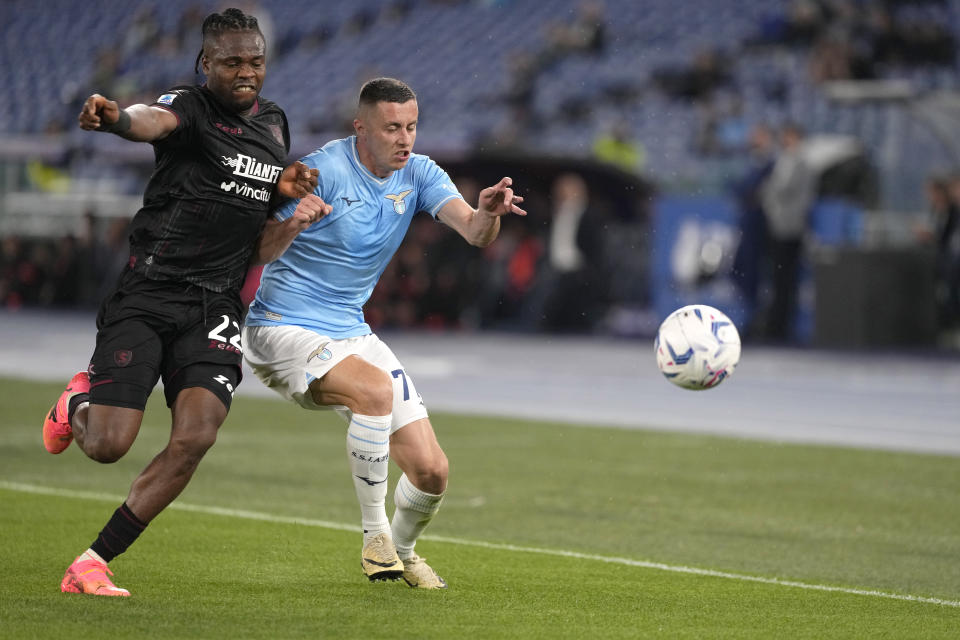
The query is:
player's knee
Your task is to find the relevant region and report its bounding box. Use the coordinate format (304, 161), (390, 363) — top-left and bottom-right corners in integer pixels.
(169, 426), (218, 466)
(81, 407), (141, 463)
(83, 430), (133, 464)
(412, 452), (449, 494)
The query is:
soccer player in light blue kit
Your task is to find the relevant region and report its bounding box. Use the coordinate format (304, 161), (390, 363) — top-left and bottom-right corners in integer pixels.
(242, 78), (526, 588)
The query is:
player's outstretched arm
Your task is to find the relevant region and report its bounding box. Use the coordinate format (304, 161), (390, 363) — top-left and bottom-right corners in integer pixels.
(437, 176), (527, 247)
(254, 194), (332, 265)
(78, 93), (178, 142)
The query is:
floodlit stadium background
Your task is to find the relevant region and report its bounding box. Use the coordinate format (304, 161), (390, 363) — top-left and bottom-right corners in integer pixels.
(1, 0), (959, 447)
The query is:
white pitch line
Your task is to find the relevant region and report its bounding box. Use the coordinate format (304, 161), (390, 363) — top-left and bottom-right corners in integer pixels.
(3, 480), (958, 609)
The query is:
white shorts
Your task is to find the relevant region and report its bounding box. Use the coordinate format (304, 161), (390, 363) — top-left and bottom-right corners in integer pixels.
(241, 324), (428, 433)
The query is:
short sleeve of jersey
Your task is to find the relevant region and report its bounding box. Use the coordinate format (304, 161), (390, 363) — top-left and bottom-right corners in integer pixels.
(151, 87), (205, 143)
(415, 158), (463, 218)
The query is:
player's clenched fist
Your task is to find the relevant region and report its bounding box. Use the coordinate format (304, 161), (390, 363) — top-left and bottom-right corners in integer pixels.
(278, 160), (320, 199)
(291, 194), (332, 228)
(78, 93), (120, 131)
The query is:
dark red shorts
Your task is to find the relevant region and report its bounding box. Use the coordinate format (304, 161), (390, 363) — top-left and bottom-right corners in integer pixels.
(88, 268), (243, 411)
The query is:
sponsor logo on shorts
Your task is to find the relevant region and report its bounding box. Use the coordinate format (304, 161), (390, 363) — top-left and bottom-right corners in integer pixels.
(213, 374), (235, 395)
(307, 342), (332, 363)
(114, 350), (133, 367)
(156, 93), (179, 105)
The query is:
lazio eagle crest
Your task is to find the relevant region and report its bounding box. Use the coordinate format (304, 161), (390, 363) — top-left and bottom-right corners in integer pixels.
(385, 189), (413, 215)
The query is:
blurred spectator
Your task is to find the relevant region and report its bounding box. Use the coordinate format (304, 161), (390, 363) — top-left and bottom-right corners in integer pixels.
(462, 175), (541, 328)
(122, 5), (161, 57)
(526, 173), (608, 332)
(935, 175), (960, 331)
(808, 27), (875, 83)
(593, 119), (646, 174)
(418, 182), (484, 329)
(653, 48), (733, 102)
(783, 0), (829, 46)
(474, 213), (544, 330)
(695, 93), (750, 156)
(0, 235), (48, 309)
(489, 0), (606, 142)
(502, 50), (539, 119)
(759, 123), (817, 342)
(342, 6), (377, 36)
(0, 235), (26, 309)
(754, 0), (955, 71)
(90, 217), (132, 304)
(731, 123), (777, 330)
(540, 0), (607, 66)
(176, 3), (207, 49)
(382, 0), (416, 22)
(46, 234), (86, 307)
(89, 48), (123, 96)
(26, 159), (71, 193)
(902, 18), (956, 66)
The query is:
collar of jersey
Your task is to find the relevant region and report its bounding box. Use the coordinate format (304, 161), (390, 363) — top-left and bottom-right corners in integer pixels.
(350, 136), (393, 187)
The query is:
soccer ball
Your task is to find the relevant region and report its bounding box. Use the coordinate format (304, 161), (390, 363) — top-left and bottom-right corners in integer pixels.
(655, 304), (741, 390)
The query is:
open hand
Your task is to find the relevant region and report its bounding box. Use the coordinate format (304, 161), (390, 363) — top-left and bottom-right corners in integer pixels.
(478, 177), (527, 217)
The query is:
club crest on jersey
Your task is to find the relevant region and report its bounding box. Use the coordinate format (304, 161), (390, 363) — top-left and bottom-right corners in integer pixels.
(385, 189), (413, 215)
(307, 342), (333, 363)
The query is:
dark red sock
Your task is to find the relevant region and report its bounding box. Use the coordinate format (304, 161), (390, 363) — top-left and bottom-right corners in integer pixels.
(90, 502), (147, 562)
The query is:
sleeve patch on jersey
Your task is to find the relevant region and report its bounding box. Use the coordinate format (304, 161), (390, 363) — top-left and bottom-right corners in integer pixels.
(156, 93), (179, 105)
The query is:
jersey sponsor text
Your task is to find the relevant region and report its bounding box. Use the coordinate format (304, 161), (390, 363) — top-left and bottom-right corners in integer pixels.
(221, 152), (283, 184)
(220, 180), (271, 202)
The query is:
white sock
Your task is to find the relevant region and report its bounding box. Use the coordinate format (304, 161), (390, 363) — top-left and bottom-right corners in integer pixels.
(391, 473), (444, 560)
(81, 548), (106, 564)
(346, 413), (392, 543)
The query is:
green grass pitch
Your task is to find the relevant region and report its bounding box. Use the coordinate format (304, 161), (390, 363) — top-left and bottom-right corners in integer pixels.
(2, 377), (959, 638)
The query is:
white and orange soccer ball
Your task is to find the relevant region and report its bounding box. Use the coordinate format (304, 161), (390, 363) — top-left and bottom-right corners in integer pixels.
(655, 304), (741, 390)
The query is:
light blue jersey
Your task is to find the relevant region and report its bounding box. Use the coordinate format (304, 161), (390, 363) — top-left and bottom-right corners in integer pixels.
(246, 136), (463, 338)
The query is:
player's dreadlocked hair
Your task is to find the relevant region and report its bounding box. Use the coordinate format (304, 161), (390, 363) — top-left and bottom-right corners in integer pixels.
(194, 8), (263, 74)
(358, 77), (417, 107)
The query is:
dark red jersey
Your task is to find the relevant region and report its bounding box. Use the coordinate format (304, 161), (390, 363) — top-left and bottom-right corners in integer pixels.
(127, 85), (290, 292)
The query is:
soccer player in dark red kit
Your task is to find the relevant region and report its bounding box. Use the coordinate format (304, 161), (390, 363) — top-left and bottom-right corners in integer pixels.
(41, 7), (330, 597)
